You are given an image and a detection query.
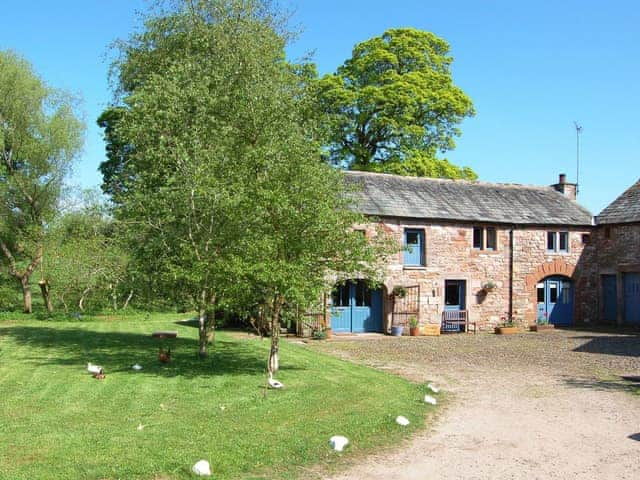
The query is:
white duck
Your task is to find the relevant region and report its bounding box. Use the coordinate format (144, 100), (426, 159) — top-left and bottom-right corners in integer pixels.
(267, 372), (284, 389)
(329, 435), (349, 452)
(87, 362), (103, 375)
(424, 394), (437, 405)
(427, 383), (440, 393)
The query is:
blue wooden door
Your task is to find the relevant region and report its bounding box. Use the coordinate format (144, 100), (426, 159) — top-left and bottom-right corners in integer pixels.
(443, 280), (466, 332)
(331, 284), (351, 333)
(623, 273), (640, 325)
(404, 229), (424, 266)
(602, 275), (617, 323)
(537, 276), (573, 326)
(331, 281), (382, 333)
(444, 280), (466, 311)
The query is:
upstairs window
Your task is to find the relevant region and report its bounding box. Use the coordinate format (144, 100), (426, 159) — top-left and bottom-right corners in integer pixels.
(404, 229), (425, 266)
(486, 227), (497, 250)
(547, 231), (569, 253)
(473, 227), (483, 249)
(473, 226), (497, 251)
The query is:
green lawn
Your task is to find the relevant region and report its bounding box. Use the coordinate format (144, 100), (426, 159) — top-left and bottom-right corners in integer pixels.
(0, 315), (435, 479)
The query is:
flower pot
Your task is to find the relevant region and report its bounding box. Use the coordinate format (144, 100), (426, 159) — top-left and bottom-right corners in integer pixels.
(494, 326), (518, 335)
(409, 327), (420, 336)
(530, 324), (554, 332)
(391, 326), (404, 336)
(325, 327), (333, 339)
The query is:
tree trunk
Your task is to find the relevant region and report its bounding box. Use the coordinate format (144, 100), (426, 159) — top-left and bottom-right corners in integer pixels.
(20, 276), (32, 314)
(268, 296), (284, 374)
(198, 309), (208, 359)
(38, 280), (53, 313)
(122, 290), (134, 310)
(78, 287), (91, 312)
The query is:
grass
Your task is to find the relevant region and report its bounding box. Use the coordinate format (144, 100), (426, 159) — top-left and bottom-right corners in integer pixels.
(0, 315), (434, 479)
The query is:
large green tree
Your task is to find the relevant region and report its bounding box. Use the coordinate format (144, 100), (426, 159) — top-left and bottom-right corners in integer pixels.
(0, 51), (84, 313)
(318, 28), (476, 179)
(102, 0), (393, 365)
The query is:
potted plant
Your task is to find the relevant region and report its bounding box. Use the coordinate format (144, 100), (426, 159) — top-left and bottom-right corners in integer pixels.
(392, 286), (407, 298)
(494, 312), (518, 334)
(482, 281), (497, 292)
(530, 314), (554, 332)
(312, 328), (328, 340)
(409, 316), (420, 336)
(391, 324), (404, 336)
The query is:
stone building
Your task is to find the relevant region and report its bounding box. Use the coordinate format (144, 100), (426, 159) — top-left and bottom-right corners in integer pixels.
(328, 171), (594, 333)
(575, 179), (640, 325)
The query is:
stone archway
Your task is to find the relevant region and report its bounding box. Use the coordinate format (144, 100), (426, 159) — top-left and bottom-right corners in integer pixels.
(524, 259), (576, 324)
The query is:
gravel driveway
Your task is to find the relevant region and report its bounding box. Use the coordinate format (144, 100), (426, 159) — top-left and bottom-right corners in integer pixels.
(307, 329), (640, 480)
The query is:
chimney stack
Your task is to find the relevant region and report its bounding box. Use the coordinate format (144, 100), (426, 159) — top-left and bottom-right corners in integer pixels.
(552, 173), (577, 200)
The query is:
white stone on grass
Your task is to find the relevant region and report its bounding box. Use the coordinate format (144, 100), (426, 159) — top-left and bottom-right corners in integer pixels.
(395, 415), (410, 426)
(192, 460), (212, 476)
(329, 435), (349, 452)
(424, 394), (437, 405)
(427, 383), (440, 393)
(132, 364), (143, 371)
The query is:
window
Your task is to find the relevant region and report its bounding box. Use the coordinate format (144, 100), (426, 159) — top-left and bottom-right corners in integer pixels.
(473, 226), (497, 251)
(486, 227), (497, 250)
(473, 227), (483, 249)
(404, 229), (424, 266)
(331, 284), (350, 307)
(536, 283), (545, 302)
(547, 231), (569, 253)
(582, 234), (590, 244)
(354, 280), (371, 307)
(558, 232), (568, 252)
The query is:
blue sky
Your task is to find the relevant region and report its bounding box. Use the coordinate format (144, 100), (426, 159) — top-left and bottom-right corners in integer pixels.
(1, 1), (638, 214)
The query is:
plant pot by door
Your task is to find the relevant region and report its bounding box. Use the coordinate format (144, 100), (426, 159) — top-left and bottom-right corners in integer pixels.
(530, 324), (554, 332)
(409, 327), (420, 336)
(494, 326), (518, 334)
(325, 327), (332, 339)
(391, 326), (404, 336)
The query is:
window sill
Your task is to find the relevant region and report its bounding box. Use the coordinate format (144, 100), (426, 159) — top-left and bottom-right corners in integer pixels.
(403, 265), (427, 271)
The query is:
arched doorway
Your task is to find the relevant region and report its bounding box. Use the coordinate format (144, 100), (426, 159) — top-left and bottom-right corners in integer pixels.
(330, 280), (383, 333)
(536, 275), (574, 326)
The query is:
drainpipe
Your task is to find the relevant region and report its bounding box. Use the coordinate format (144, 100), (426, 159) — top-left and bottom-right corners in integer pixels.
(509, 228), (514, 320)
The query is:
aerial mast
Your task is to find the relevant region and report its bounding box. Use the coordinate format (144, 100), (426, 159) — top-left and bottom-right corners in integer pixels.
(574, 121), (583, 196)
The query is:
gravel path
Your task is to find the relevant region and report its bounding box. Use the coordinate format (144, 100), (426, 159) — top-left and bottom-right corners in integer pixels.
(307, 330), (640, 480)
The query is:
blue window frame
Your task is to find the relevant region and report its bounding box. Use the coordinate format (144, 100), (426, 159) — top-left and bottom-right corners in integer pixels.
(404, 229), (424, 266)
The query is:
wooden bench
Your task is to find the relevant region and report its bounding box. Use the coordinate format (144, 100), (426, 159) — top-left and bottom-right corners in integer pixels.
(441, 310), (474, 333)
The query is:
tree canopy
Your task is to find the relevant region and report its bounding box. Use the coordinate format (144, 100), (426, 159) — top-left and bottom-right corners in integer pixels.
(317, 28), (477, 179)
(0, 50), (84, 312)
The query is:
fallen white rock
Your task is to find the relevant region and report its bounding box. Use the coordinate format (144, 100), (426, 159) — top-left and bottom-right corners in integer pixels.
(132, 364), (143, 371)
(192, 460), (212, 476)
(424, 394), (437, 405)
(395, 415), (410, 426)
(329, 435), (349, 452)
(427, 383), (440, 393)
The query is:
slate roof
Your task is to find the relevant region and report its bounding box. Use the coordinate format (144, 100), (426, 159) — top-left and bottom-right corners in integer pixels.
(344, 171), (593, 226)
(596, 179), (640, 225)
